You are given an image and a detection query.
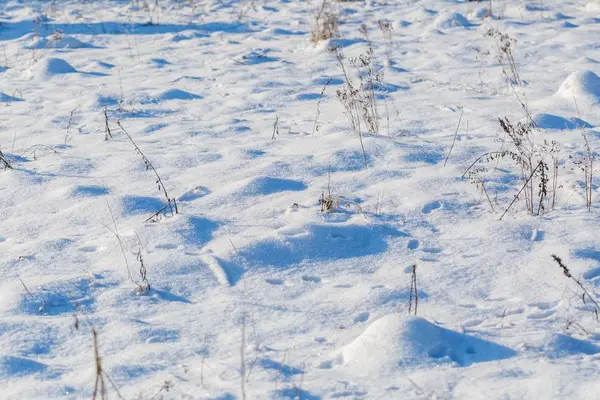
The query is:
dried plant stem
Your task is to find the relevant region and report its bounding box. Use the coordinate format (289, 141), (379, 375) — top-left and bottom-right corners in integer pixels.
(103, 198), (134, 282)
(312, 78), (332, 137)
(240, 314), (247, 400)
(444, 108), (463, 166)
(91, 329), (126, 400)
(271, 115), (279, 140)
(552, 255), (600, 322)
(408, 264), (418, 316)
(92, 329), (107, 400)
(499, 160), (543, 220)
(462, 151), (520, 178)
(104, 106), (113, 141)
(117, 121), (178, 219)
(481, 181), (496, 212)
(64, 105), (79, 145)
(0, 149), (13, 169)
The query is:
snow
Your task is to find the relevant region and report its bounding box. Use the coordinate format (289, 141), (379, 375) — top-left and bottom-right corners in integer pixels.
(27, 57), (77, 79)
(332, 314), (516, 373)
(1, 0), (600, 399)
(556, 70), (600, 104)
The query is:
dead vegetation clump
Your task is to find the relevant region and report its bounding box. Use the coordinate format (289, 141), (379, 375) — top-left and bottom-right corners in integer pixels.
(463, 117), (560, 218)
(327, 42), (383, 168)
(311, 0), (339, 43)
(486, 28), (521, 88)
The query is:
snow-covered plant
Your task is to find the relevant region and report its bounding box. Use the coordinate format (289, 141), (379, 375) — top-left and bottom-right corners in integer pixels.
(486, 28), (521, 88)
(311, 0), (339, 43)
(377, 20), (394, 66)
(464, 117), (558, 218)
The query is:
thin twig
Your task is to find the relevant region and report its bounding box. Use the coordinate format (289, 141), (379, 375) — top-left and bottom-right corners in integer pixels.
(499, 161), (543, 220)
(240, 314), (247, 400)
(104, 198), (134, 281)
(444, 108), (463, 166)
(0, 149), (13, 169)
(312, 78), (332, 136)
(271, 115), (279, 140)
(552, 255), (600, 322)
(117, 121), (178, 218)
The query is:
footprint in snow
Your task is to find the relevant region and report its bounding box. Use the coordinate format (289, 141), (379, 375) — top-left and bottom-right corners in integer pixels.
(178, 186), (210, 202)
(302, 276), (321, 283)
(266, 278), (284, 285)
(155, 243), (178, 250)
(407, 239), (420, 250)
(353, 312), (370, 323)
(78, 245), (98, 253)
(334, 284), (353, 288)
(422, 200), (442, 214)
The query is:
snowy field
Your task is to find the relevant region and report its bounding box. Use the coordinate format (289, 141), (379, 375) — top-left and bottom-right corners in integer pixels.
(2, 0), (600, 398)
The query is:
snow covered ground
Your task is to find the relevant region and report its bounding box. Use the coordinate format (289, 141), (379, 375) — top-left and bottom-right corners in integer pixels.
(2, 0), (600, 398)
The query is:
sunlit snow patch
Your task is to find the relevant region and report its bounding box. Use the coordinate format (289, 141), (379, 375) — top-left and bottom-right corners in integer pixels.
(27, 57), (76, 79)
(327, 314), (516, 375)
(556, 70), (600, 104)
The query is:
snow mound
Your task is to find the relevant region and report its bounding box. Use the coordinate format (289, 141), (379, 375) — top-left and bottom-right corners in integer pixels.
(556, 70), (600, 104)
(28, 35), (94, 49)
(157, 89), (202, 101)
(140, 89), (203, 104)
(432, 12), (471, 29)
(335, 315), (516, 373)
(586, 3), (600, 14)
(545, 333), (600, 358)
(533, 114), (592, 130)
(29, 57), (76, 79)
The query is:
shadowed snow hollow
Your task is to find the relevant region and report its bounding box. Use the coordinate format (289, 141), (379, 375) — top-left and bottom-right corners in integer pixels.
(544, 333), (600, 359)
(532, 113), (592, 130)
(556, 70), (600, 104)
(329, 314), (516, 375)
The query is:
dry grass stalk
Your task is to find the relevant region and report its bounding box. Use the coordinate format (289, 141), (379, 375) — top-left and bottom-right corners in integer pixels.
(444, 108), (463, 166)
(0, 148), (13, 170)
(486, 28), (521, 87)
(408, 264), (418, 316)
(552, 255), (600, 323)
(312, 78), (332, 137)
(311, 1), (339, 43)
(328, 42), (383, 168)
(104, 105), (113, 141)
(377, 20), (394, 66)
(271, 115), (279, 140)
(116, 121), (179, 221)
(90, 329), (125, 400)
